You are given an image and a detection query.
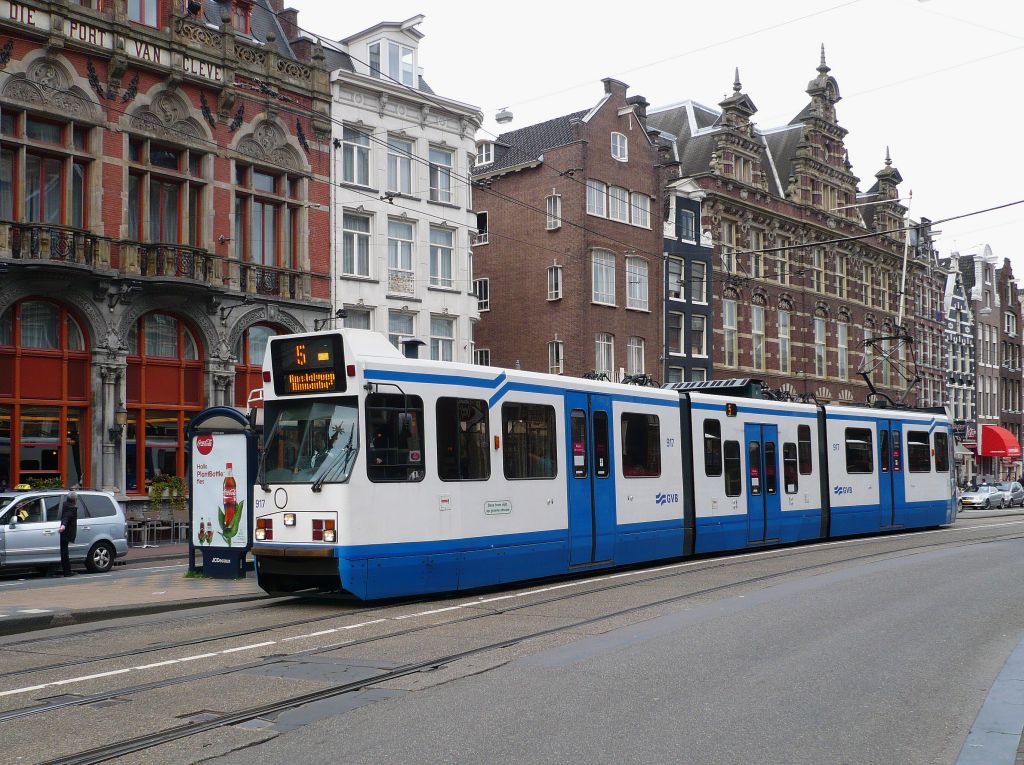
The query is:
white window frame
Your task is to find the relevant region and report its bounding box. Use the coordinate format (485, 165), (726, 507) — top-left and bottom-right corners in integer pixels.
(474, 211), (488, 245)
(608, 186), (629, 223)
(341, 125), (370, 187)
(691, 314), (707, 358)
(815, 317), (827, 377)
(678, 208), (696, 242)
(547, 264), (563, 300)
(625, 257), (648, 311)
(627, 336), (645, 375)
(430, 316), (455, 361)
(387, 136), (413, 195)
(343, 307), (372, 329)
(429, 146), (454, 204)
(838, 321), (848, 380)
(595, 333), (614, 377)
(723, 299), (737, 367)
(836, 254), (847, 298)
(474, 278), (489, 311)
(630, 192), (650, 228)
(592, 249), (616, 305)
(388, 310), (414, 349)
(475, 142), (493, 167)
(474, 348), (491, 366)
(668, 257), (684, 301)
(751, 304), (765, 370)
(690, 261), (707, 304)
(811, 250), (825, 293)
(586, 179), (607, 217)
(129, 0), (158, 26)
(611, 132), (628, 161)
(388, 219), (414, 276)
(546, 193), (561, 230)
(369, 39), (414, 86)
(721, 220), (737, 274)
(668, 312), (684, 356)
(341, 211), (371, 278)
(779, 310), (791, 374)
(429, 226), (455, 289)
(548, 340), (564, 374)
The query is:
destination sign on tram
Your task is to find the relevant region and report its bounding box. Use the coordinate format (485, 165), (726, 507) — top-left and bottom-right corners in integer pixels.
(270, 334), (346, 396)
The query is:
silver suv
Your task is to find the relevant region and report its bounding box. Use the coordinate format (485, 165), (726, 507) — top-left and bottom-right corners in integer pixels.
(0, 489), (128, 574)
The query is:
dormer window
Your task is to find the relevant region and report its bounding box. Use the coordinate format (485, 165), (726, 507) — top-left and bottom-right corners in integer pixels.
(611, 132), (628, 161)
(475, 142), (493, 167)
(233, 1), (252, 35)
(369, 40), (415, 86)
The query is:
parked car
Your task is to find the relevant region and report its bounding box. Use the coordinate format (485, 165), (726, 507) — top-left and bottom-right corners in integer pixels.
(959, 484), (1006, 510)
(0, 489), (128, 574)
(996, 481), (1024, 508)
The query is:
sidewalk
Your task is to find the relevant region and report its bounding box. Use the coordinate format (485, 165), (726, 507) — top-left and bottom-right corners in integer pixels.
(0, 546), (267, 637)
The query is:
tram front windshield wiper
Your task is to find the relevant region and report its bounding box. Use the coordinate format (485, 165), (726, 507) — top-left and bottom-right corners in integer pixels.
(311, 428), (357, 493)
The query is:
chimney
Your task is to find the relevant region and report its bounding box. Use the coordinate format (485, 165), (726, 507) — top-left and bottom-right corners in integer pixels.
(602, 77), (628, 98)
(278, 7), (299, 41)
(266, 0), (284, 12)
(627, 94), (649, 130)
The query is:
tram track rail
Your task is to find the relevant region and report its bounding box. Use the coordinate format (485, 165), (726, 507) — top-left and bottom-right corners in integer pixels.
(2, 519), (1019, 683)
(5, 524), (1020, 765)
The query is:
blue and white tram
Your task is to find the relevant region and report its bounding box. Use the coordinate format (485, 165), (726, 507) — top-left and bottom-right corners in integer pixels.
(250, 330), (956, 599)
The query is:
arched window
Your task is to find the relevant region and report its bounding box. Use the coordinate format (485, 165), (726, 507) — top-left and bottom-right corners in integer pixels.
(234, 323), (283, 408)
(0, 299), (89, 489)
(125, 312), (204, 494)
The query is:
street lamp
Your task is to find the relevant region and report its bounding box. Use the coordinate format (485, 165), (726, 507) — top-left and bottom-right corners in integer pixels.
(108, 405), (128, 444)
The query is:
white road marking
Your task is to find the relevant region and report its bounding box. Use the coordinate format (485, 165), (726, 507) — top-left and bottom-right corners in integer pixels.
(0, 518), (1019, 701)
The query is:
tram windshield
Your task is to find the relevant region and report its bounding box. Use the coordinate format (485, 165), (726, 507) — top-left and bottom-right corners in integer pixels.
(263, 397), (359, 485)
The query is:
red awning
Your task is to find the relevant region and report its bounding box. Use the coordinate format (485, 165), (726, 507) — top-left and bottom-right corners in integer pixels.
(980, 425), (1022, 457)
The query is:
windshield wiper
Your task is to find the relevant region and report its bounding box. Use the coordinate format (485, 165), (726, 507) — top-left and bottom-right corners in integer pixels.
(311, 429), (356, 493)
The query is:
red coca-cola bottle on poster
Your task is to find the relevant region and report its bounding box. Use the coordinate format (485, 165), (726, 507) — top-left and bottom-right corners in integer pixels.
(223, 463), (237, 529)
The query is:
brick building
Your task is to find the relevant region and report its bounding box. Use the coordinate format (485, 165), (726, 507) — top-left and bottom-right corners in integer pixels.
(471, 79), (663, 380)
(0, 0), (331, 504)
(647, 53), (945, 405)
(941, 258), (977, 483)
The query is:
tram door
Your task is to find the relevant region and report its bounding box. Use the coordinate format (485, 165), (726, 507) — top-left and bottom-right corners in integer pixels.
(565, 393), (616, 566)
(745, 423), (780, 544)
(877, 421), (902, 527)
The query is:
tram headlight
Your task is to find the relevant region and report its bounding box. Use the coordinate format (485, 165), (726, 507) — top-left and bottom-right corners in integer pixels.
(283, 513), (296, 527)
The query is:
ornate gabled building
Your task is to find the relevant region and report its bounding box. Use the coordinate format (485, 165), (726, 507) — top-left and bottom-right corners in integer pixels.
(471, 79), (663, 380)
(0, 0), (332, 503)
(647, 49), (945, 406)
(942, 258), (977, 482)
(322, 15), (482, 362)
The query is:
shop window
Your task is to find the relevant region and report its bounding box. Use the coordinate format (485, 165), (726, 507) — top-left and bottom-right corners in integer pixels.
(234, 323), (283, 408)
(0, 300), (89, 489)
(125, 312), (204, 494)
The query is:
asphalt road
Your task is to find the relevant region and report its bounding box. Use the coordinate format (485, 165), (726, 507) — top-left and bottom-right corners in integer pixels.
(2, 518), (1024, 765)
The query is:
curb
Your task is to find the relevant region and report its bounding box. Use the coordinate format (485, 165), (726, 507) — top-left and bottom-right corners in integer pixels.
(0, 592), (269, 638)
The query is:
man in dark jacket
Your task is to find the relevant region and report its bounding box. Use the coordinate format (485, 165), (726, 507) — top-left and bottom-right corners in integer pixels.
(59, 491), (79, 577)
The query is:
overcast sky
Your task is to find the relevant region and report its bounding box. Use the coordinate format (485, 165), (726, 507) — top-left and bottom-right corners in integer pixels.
(296, 0), (1024, 276)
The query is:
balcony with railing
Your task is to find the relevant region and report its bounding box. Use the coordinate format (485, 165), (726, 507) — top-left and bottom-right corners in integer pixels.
(238, 262), (305, 300)
(119, 242), (221, 286)
(0, 221), (112, 269)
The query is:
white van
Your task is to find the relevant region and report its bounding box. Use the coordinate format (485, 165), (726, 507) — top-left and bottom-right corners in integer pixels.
(0, 489), (129, 574)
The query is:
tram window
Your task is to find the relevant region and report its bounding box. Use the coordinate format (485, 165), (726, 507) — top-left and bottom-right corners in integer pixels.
(764, 441), (777, 495)
(704, 419), (722, 476)
(797, 424), (812, 475)
(748, 441), (761, 495)
(880, 429), (890, 473)
(621, 412), (660, 477)
(436, 397), (490, 481)
(570, 410), (588, 478)
(366, 393), (425, 483)
(594, 411), (610, 478)
(783, 442), (798, 494)
(845, 428), (873, 473)
(723, 440), (741, 497)
(934, 432), (950, 473)
(502, 403), (557, 479)
(907, 431), (931, 473)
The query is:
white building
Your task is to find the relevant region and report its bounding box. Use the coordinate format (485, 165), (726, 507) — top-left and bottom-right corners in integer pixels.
(324, 16), (483, 362)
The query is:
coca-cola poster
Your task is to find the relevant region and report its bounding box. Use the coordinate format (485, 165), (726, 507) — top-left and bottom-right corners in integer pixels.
(191, 432), (248, 548)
